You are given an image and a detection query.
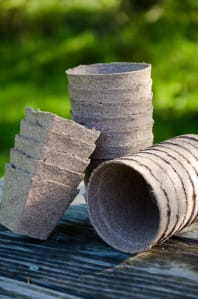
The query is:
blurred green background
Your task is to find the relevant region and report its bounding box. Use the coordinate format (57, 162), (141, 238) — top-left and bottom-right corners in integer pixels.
(0, 0), (197, 176)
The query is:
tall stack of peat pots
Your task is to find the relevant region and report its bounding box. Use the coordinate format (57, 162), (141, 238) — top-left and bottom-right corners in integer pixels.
(66, 62), (154, 182)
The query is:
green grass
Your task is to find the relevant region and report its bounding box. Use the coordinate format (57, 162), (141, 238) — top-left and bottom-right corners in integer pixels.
(0, 0), (197, 176)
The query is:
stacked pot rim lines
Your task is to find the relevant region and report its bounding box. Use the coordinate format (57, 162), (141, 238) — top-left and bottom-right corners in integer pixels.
(86, 134), (198, 254)
(0, 107), (100, 240)
(66, 62), (154, 181)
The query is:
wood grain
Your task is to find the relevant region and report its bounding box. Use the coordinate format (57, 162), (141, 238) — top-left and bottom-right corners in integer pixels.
(0, 180), (197, 298)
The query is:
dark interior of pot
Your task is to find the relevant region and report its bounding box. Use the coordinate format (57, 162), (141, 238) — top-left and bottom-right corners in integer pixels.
(87, 162), (160, 254)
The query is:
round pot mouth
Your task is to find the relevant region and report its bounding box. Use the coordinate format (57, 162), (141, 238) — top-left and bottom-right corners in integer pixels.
(87, 160), (161, 254)
(66, 62), (151, 76)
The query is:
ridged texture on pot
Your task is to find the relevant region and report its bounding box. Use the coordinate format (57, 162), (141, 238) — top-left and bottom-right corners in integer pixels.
(86, 134), (198, 254)
(66, 62), (154, 181)
(0, 107), (100, 240)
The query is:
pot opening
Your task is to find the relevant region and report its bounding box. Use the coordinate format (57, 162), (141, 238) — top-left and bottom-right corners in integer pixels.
(88, 162), (160, 253)
(67, 63), (150, 75)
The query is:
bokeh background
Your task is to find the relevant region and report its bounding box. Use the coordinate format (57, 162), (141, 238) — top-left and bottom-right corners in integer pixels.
(0, 0), (197, 176)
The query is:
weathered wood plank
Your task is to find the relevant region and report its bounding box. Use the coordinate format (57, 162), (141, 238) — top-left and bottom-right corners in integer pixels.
(0, 179), (198, 298)
(174, 221), (198, 242)
(0, 276), (81, 299)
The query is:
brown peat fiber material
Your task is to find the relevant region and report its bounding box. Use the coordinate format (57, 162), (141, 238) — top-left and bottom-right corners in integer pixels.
(0, 107), (100, 239)
(92, 137), (153, 159)
(66, 62), (152, 89)
(69, 99), (153, 117)
(0, 165), (78, 240)
(66, 62), (153, 179)
(11, 144), (89, 173)
(10, 149), (83, 187)
(71, 108), (153, 125)
(25, 107), (99, 144)
(72, 114), (154, 132)
(68, 83), (152, 103)
(20, 120), (98, 159)
(95, 126), (153, 147)
(86, 134), (198, 254)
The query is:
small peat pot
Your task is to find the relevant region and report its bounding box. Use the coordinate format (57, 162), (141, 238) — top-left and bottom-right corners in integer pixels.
(86, 134), (198, 254)
(66, 62), (152, 89)
(70, 98), (152, 117)
(0, 165), (79, 240)
(95, 126), (153, 147)
(92, 138), (153, 160)
(68, 83), (152, 103)
(72, 113), (154, 132)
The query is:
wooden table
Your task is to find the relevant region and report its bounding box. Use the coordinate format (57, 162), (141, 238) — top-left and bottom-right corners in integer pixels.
(0, 179), (197, 299)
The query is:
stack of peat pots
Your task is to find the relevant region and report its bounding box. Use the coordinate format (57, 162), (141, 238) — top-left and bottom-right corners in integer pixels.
(66, 62), (154, 182)
(86, 134), (198, 254)
(0, 107), (99, 239)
